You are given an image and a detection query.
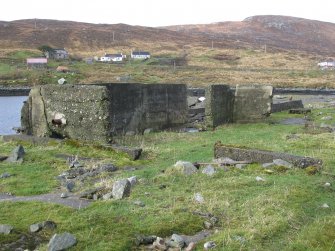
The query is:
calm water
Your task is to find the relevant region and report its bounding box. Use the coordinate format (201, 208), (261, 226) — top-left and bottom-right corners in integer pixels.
(0, 96), (28, 135)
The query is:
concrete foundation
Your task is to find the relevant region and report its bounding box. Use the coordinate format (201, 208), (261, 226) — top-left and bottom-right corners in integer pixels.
(214, 142), (322, 168)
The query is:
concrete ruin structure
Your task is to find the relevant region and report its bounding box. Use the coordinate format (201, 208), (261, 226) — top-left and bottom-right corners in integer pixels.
(21, 83), (274, 143)
(21, 84), (188, 143)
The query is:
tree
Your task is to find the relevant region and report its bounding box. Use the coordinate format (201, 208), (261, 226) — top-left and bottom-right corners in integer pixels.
(37, 45), (54, 57)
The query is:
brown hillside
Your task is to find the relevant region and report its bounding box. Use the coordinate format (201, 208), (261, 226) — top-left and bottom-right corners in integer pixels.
(0, 19), (213, 53)
(164, 15), (335, 56)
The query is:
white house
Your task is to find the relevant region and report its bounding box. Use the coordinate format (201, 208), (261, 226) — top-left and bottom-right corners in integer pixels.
(131, 51), (150, 60)
(100, 53), (123, 62)
(318, 61), (335, 68)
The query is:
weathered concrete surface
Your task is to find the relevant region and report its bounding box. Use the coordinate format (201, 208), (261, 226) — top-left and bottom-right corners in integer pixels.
(106, 83), (187, 135)
(205, 84), (234, 127)
(233, 85), (273, 122)
(22, 85), (110, 142)
(214, 142), (323, 168)
(21, 84), (188, 143)
(271, 100), (304, 113)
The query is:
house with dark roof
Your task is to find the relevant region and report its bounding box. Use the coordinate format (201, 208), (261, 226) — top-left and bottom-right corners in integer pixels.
(131, 51), (151, 60)
(45, 48), (69, 60)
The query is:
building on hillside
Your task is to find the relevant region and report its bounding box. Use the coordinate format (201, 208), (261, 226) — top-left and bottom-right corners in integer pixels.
(318, 61), (335, 69)
(27, 58), (47, 68)
(131, 51), (150, 60)
(100, 53), (123, 62)
(45, 48), (69, 60)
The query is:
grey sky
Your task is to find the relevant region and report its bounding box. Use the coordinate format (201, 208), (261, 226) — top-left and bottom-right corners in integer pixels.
(2, 0), (335, 26)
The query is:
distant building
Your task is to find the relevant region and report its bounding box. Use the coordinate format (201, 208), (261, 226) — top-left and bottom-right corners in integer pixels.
(318, 61), (335, 69)
(100, 53), (123, 62)
(45, 48), (69, 60)
(27, 58), (47, 68)
(131, 51), (150, 60)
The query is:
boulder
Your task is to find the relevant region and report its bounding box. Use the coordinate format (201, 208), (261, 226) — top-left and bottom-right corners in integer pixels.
(0, 224), (13, 234)
(5, 145), (25, 163)
(112, 179), (131, 199)
(174, 161), (198, 175)
(48, 232), (77, 251)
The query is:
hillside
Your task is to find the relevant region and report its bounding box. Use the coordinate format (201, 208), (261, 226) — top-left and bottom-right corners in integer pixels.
(165, 15), (335, 56)
(1, 16), (335, 88)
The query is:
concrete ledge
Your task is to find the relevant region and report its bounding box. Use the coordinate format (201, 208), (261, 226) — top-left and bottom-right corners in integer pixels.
(214, 142), (322, 168)
(271, 100), (304, 113)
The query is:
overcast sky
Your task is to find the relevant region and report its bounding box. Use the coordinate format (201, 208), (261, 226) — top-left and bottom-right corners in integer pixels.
(2, 0), (335, 27)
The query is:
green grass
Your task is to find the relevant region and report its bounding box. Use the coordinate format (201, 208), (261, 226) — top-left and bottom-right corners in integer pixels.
(1, 111), (335, 250)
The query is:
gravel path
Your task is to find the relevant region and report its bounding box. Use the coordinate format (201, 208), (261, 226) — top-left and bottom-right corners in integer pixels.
(0, 193), (91, 209)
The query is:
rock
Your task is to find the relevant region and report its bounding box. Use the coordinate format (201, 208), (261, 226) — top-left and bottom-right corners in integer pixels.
(102, 192), (113, 200)
(57, 78), (66, 85)
(0, 224), (13, 234)
(127, 176), (137, 187)
(79, 187), (103, 199)
(6, 145), (25, 163)
(174, 161), (198, 175)
(185, 242), (196, 251)
(273, 159), (293, 168)
(29, 223), (43, 233)
(48, 232), (77, 251)
(202, 165), (216, 176)
(60, 193), (68, 198)
(0, 156), (8, 161)
(324, 182), (331, 187)
(152, 237), (167, 251)
(169, 234), (185, 248)
(135, 235), (157, 245)
(321, 203), (330, 209)
(204, 221), (213, 229)
(125, 131), (136, 136)
(194, 193), (204, 203)
(42, 221), (57, 230)
(0, 173), (11, 179)
(256, 176), (265, 182)
(133, 200), (145, 207)
(99, 163), (117, 172)
(204, 241), (216, 249)
(112, 179), (131, 199)
(262, 162), (275, 168)
(67, 156), (83, 168)
(213, 157), (236, 165)
(66, 181), (75, 192)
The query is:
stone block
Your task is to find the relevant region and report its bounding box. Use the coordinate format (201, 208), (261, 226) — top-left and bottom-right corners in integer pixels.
(233, 85), (273, 122)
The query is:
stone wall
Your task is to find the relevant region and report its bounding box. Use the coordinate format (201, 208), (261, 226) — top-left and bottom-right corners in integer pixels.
(205, 84), (234, 127)
(233, 85), (273, 122)
(21, 84), (188, 143)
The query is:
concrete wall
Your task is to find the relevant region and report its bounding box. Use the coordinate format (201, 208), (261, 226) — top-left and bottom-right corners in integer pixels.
(21, 83), (188, 143)
(205, 84), (234, 127)
(106, 83), (187, 135)
(233, 85), (273, 122)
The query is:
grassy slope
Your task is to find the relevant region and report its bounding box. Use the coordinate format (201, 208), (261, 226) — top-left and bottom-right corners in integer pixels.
(1, 111), (335, 250)
(1, 47), (335, 88)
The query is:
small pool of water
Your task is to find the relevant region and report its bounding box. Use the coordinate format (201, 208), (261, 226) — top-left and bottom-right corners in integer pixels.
(0, 96), (27, 135)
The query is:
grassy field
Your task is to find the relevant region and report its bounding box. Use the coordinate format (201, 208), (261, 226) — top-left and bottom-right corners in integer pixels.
(1, 47), (335, 88)
(1, 110), (335, 250)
